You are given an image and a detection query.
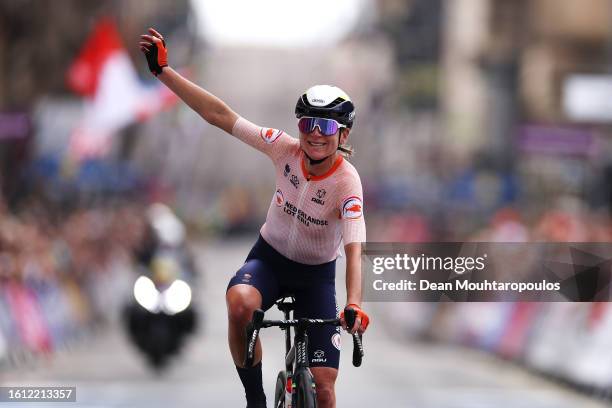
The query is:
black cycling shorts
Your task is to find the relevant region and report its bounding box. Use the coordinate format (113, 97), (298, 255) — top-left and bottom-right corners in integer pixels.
(227, 235), (341, 369)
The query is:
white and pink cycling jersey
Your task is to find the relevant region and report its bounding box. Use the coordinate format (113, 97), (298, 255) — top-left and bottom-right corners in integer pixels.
(232, 117), (366, 265)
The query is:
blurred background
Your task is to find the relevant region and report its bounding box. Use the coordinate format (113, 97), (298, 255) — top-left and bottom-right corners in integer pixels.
(2, 0), (612, 406)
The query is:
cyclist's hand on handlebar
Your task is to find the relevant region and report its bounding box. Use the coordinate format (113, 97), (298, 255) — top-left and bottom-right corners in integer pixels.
(340, 303), (370, 335)
(139, 27), (168, 76)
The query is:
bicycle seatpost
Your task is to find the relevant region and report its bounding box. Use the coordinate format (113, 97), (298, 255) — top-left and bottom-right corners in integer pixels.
(244, 309), (264, 367)
(344, 307), (364, 367)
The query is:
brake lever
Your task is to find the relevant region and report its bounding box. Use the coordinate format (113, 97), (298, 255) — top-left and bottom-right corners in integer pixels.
(244, 309), (264, 367)
(343, 307), (364, 367)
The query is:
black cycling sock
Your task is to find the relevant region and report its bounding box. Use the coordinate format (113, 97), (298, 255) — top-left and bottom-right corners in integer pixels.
(236, 361), (267, 407)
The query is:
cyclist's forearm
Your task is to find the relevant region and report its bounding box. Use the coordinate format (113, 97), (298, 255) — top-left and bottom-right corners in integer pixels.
(345, 242), (362, 306)
(158, 67), (239, 133)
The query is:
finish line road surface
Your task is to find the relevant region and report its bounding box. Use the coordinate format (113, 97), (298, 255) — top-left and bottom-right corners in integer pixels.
(2, 238), (608, 408)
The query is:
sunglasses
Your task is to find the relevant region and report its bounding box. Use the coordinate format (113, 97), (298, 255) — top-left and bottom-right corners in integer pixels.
(297, 117), (346, 136)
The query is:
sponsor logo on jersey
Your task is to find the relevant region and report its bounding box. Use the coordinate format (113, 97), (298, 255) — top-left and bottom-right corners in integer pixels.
(275, 189), (284, 206)
(284, 164), (291, 177)
(341, 196), (363, 219)
(259, 127), (283, 144)
(242, 273), (252, 283)
(312, 349), (327, 363)
(331, 333), (341, 351)
(290, 174), (300, 189)
(283, 201), (329, 227)
(311, 188), (326, 205)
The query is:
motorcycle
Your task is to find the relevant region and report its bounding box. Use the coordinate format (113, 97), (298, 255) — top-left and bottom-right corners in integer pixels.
(125, 251), (197, 370)
(124, 204), (198, 370)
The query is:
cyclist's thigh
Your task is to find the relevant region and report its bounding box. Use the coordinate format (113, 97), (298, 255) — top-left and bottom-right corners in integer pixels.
(293, 281), (340, 369)
(227, 258), (280, 311)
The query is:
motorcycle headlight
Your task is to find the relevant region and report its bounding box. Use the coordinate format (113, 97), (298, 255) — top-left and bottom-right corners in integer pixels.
(133, 276), (160, 313)
(162, 279), (192, 315)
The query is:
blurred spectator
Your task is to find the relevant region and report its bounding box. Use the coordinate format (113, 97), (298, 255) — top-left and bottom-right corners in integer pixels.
(0, 192), (150, 367)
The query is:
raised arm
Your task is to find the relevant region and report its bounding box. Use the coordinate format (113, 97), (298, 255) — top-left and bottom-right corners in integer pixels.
(157, 67), (238, 133)
(140, 28), (238, 134)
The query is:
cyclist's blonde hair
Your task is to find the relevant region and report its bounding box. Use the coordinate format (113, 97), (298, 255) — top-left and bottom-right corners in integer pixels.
(338, 128), (354, 158)
(338, 144), (354, 157)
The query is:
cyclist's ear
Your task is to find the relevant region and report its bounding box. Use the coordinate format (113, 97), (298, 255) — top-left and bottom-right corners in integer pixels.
(339, 128), (350, 144)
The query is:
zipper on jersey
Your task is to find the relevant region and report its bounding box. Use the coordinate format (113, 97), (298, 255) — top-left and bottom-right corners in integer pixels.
(287, 178), (310, 259)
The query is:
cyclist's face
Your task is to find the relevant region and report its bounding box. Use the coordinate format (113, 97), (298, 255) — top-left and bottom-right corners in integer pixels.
(299, 128), (349, 161)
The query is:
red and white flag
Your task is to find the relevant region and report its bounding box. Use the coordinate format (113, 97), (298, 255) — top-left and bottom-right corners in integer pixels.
(66, 17), (176, 160)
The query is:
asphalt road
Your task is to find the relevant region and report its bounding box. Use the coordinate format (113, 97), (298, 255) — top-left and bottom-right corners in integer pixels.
(2, 237), (609, 408)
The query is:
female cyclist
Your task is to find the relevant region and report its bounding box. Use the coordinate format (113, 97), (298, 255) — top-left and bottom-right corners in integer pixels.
(140, 28), (370, 408)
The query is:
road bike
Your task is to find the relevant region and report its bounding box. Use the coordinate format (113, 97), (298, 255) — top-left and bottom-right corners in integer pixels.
(245, 297), (364, 408)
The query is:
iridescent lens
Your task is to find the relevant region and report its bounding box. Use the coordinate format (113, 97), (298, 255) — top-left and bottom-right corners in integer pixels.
(298, 117), (316, 133)
(298, 117), (340, 136)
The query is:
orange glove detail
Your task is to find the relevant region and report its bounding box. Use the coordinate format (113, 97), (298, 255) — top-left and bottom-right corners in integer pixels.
(341, 303), (370, 331)
(140, 28), (168, 76)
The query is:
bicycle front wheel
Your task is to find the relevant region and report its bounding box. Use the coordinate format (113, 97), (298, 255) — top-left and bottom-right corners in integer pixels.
(294, 370), (317, 408)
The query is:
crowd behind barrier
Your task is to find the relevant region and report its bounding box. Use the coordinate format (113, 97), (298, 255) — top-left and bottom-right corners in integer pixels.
(396, 302), (612, 399)
(382, 202), (612, 399)
(0, 199), (144, 369)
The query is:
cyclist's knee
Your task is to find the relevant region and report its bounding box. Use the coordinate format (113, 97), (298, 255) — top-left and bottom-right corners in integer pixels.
(311, 367), (337, 407)
(226, 285), (262, 325)
(315, 384), (335, 406)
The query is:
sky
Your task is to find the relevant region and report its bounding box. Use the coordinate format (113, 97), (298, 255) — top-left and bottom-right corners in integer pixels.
(191, 0), (373, 47)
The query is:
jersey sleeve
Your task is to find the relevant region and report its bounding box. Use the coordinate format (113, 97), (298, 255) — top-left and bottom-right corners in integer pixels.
(338, 173), (366, 245)
(231, 116), (295, 163)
